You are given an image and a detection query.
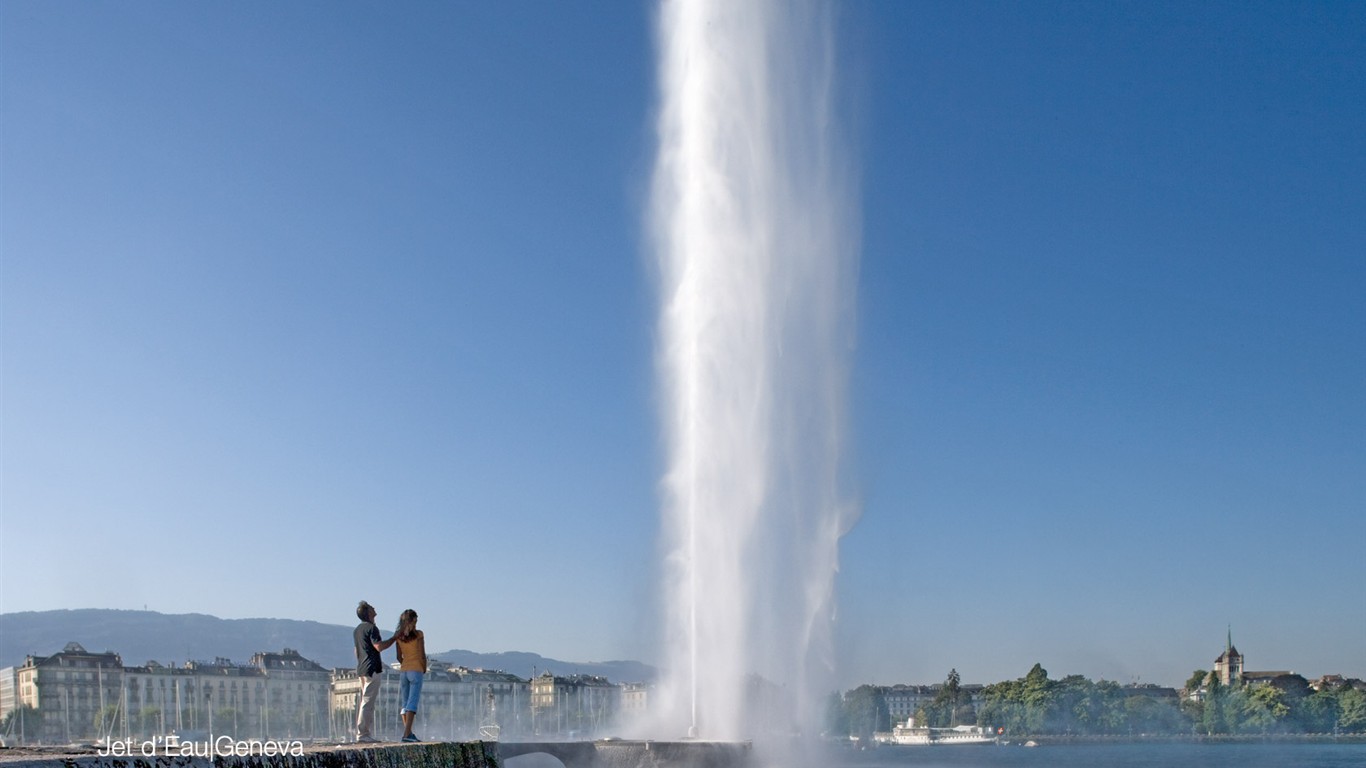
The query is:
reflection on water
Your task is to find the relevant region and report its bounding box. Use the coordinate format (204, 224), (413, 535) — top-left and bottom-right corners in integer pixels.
(816, 741), (1366, 768)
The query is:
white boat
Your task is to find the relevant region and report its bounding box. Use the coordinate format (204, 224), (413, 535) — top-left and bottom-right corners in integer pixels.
(875, 718), (998, 746)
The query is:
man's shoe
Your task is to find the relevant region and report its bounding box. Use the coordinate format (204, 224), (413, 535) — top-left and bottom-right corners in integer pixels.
(401, 734), (419, 743)
(357, 737), (380, 744)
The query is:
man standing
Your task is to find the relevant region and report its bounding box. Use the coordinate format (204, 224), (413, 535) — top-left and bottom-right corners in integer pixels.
(354, 600), (397, 743)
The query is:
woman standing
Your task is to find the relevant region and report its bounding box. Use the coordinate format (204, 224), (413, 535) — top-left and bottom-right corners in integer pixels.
(394, 609), (428, 742)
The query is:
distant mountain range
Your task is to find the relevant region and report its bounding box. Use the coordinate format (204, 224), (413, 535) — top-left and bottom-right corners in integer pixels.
(0, 609), (655, 684)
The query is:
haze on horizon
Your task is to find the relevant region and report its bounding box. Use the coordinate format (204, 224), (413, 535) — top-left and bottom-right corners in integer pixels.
(1, 1), (1362, 693)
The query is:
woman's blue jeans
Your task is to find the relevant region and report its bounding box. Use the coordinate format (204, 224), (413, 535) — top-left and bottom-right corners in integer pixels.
(399, 671), (424, 714)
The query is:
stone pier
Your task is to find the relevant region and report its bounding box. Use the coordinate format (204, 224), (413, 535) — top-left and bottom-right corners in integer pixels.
(0, 743), (495, 768)
(0, 740), (751, 768)
(501, 740), (750, 768)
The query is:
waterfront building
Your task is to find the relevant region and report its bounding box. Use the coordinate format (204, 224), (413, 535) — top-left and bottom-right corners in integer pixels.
(120, 660), (201, 739)
(876, 683), (986, 725)
(881, 684), (935, 723)
(245, 649), (330, 738)
(13, 642), (125, 744)
(1121, 683), (1179, 701)
(329, 669), (368, 740)
(130, 657), (263, 738)
(328, 663), (530, 742)
(1241, 671), (1308, 695)
(620, 682), (650, 714)
(9, 643), (329, 745)
(0, 667), (17, 720)
(530, 672), (619, 739)
(120, 650), (330, 742)
(451, 666), (530, 739)
(329, 668), (401, 742)
(1310, 674), (1366, 692)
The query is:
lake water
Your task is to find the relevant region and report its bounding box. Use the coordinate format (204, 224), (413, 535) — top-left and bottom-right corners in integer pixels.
(816, 742), (1366, 768)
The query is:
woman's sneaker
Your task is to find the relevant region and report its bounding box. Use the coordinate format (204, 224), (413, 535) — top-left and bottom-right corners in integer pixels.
(402, 734), (419, 743)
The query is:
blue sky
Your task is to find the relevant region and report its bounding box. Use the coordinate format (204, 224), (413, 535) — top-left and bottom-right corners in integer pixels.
(2, 1), (1362, 690)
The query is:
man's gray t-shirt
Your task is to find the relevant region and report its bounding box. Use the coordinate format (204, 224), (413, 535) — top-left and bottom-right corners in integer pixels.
(355, 621), (382, 676)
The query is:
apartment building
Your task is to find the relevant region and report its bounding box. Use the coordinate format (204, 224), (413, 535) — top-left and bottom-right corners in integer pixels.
(7, 644), (328, 745)
(529, 672), (620, 739)
(13, 642), (124, 744)
(329, 663), (531, 742)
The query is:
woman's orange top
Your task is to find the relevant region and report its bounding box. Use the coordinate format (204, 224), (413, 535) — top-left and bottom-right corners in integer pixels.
(396, 629), (427, 672)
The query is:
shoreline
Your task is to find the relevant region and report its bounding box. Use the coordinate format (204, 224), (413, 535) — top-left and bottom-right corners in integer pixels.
(982, 734), (1366, 745)
(841, 732), (1366, 748)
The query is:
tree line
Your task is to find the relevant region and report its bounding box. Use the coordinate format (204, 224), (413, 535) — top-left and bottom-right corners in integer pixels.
(828, 664), (1366, 739)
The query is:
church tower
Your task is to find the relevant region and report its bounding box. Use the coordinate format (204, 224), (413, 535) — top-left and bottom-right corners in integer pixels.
(1213, 627), (1243, 686)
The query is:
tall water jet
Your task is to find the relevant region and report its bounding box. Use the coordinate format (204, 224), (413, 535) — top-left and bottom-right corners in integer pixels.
(648, 0), (859, 748)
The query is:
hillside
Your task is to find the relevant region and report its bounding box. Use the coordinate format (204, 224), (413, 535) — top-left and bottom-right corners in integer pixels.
(0, 609), (654, 683)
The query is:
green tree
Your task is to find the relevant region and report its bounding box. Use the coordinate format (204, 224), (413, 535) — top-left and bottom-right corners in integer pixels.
(1021, 663), (1052, 733)
(977, 681), (1010, 733)
(1050, 675), (1098, 734)
(1099, 682), (1131, 734)
(925, 669), (962, 727)
(1222, 686), (1252, 734)
(1128, 693), (1189, 735)
(94, 704), (121, 739)
(216, 708), (240, 736)
(978, 663), (1054, 736)
(1184, 670), (1209, 694)
(1293, 689), (1337, 734)
(1180, 670), (1209, 729)
(1338, 687), (1366, 733)
(843, 685), (888, 741)
(1240, 685), (1289, 734)
(822, 691), (849, 738)
(136, 707), (162, 739)
(1, 706), (43, 744)
(1201, 675), (1226, 735)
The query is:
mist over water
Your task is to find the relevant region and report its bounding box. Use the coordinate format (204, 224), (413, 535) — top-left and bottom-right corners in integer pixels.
(645, 0), (859, 749)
